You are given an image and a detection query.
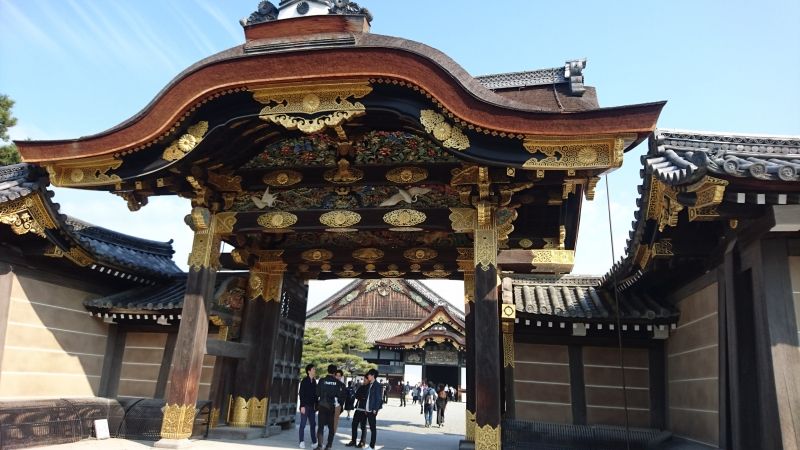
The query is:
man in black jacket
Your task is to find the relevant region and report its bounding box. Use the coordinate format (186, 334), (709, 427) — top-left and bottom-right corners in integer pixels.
(316, 364), (345, 450)
(363, 369), (383, 449)
(345, 376), (369, 448)
(298, 364), (318, 449)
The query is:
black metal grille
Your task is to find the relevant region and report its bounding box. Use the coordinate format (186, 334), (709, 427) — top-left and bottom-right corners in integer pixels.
(0, 398), (126, 450)
(502, 419), (672, 450)
(116, 398), (211, 441)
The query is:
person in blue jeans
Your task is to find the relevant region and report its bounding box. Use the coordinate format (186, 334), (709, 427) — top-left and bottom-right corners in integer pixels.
(422, 381), (436, 427)
(298, 364), (318, 449)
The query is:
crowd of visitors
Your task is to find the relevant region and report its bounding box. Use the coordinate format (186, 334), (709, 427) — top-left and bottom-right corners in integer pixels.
(298, 364), (382, 450)
(299, 368), (458, 449)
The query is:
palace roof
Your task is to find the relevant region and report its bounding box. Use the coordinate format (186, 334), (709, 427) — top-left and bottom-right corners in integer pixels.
(0, 163), (180, 282)
(600, 129), (800, 295)
(374, 305), (465, 350)
(502, 275), (679, 331)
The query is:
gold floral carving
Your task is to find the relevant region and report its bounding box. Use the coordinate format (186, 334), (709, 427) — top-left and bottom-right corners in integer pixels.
(263, 170), (302, 187)
(652, 239), (673, 257)
(475, 216), (498, 271)
(160, 403), (197, 439)
(386, 166), (429, 184)
(522, 134), (636, 170)
(45, 155), (122, 187)
(475, 423), (501, 450)
(379, 264), (405, 277)
(529, 249), (575, 273)
(423, 264), (451, 278)
(465, 410), (476, 441)
(162, 121), (209, 162)
(214, 213), (238, 235)
(252, 81), (372, 134)
(518, 238), (533, 249)
(503, 332), (515, 368)
(64, 247), (93, 267)
(209, 408), (220, 428)
(404, 248), (438, 262)
(688, 205), (720, 222)
(562, 180), (578, 199)
(420, 110), (470, 150)
(257, 211), (298, 230)
(383, 209), (426, 227)
(337, 264), (362, 278)
(186, 230), (221, 272)
(302, 249), (334, 262)
(248, 272), (265, 301)
(320, 210), (361, 228)
(585, 177), (600, 200)
(353, 248), (384, 263)
(324, 159), (364, 184)
(449, 208), (476, 232)
(0, 195), (57, 238)
(462, 271), (475, 303)
(207, 171), (242, 192)
(248, 398), (267, 426)
(229, 396), (250, 428)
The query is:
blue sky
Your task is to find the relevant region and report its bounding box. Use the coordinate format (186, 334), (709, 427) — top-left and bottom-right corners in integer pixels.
(2, 0), (798, 309)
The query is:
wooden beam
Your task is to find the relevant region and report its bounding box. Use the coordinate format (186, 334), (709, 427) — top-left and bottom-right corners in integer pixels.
(98, 325), (126, 398)
(155, 332), (178, 399)
(568, 345), (587, 425)
(206, 338), (251, 359)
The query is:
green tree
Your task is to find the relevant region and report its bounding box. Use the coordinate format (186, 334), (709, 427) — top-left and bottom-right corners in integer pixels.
(326, 324), (376, 376)
(299, 324), (376, 378)
(0, 94), (20, 166)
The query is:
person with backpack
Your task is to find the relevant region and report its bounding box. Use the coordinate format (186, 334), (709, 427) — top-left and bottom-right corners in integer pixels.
(400, 381), (409, 407)
(316, 364), (345, 450)
(435, 383), (449, 427)
(422, 381), (436, 428)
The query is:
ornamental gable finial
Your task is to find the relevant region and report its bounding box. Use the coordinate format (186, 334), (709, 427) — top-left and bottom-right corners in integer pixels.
(241, 0), (372, 26)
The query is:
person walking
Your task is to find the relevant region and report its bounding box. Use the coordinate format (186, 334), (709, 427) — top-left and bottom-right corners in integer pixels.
(345, 377), (369, 448)
(316, 364), (345, 450)
(411, 385), (419, 405)
(298, 364), (318, 449)
(435, 384), (449, 427)
(344, 381), (356, 419)
(422, 381), (436, 428)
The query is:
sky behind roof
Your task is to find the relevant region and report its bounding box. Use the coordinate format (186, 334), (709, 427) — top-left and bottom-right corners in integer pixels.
(1, 0), (798, 310)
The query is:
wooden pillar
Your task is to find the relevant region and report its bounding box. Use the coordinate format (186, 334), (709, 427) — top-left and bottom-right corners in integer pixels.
(156, 208), (223, 446)
(473, 204), (502, 450)
(250, 253), (285, 428)
(98, 325), (126, 398)
(155, 332), (178, 399)
(500, 278), (516, 421)
(458, 249), (476, 442)
(229, 283), (264, 428)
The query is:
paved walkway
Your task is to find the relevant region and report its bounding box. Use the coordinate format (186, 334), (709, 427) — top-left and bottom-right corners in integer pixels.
(36, 399), (466, 450)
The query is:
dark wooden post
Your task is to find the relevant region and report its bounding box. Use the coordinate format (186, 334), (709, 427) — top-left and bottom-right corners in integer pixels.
(229, 283), (264, 428)
(155, 332), (178, 399)
(156, 208), (224, 446)
(473, 204), (502, 450)
(98, 325), (126, 398)
(249, 252), (285, 428)
(457, 249), (476, 443)
(500, 277), (516, 420)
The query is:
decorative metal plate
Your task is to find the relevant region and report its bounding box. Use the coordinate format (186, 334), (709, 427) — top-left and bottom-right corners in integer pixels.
(301, 249), (334, 262)
(257, 211), (297, 229)
(352, 248), (384, 263)
(320, 210), (361, 228)
(383, 209), (426, 227)
(404, 248), (438, 262)
(263, 170), (302, 187)
(386, 166), (429, 184)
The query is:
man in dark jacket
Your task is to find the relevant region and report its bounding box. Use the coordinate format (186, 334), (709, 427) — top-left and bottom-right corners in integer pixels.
(316, 364), (346, 450)
(362, 369), (383, 449)
(298, 364), (318, 449)
(345, 376), (369, 448)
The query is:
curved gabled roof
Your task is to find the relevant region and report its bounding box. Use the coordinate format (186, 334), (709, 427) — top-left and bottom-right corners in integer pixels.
(16, 24), (663, 163)
(0, 163), (180, 280)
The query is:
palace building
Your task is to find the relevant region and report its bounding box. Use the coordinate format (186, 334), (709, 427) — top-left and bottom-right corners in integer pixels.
(306, 279), (466, 390)
(1, 1), (798, 449)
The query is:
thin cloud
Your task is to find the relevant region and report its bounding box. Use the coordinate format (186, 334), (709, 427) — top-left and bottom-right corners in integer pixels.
(0, 2), (61, 53)
(198, 0), (244, 44)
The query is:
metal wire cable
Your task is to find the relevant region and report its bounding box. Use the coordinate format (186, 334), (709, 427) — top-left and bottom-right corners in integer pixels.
(604, 174), (631, 450)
